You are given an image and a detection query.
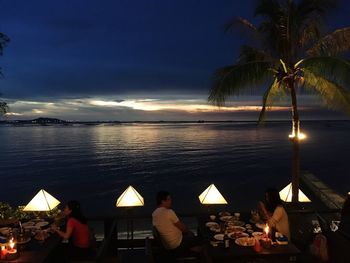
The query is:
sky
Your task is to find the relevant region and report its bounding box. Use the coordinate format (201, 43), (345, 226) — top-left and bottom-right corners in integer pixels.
(0, 0), (349, 121)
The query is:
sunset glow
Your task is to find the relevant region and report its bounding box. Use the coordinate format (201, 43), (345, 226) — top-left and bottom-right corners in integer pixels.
(90, 99), (288, 113)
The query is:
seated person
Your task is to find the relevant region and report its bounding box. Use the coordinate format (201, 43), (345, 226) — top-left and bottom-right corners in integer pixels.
(53, 200), (94, 260)
(258, 188), (290, 240)
(339, 192), (350, 239)
(152, 191), (202, 254)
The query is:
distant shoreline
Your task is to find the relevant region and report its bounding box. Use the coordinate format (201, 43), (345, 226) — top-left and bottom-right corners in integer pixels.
(0, 117), (350, 126)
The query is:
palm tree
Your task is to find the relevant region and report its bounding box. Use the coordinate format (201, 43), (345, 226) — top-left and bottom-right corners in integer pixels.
(209, 0), (350, 202)
(0, 32), (10, 116)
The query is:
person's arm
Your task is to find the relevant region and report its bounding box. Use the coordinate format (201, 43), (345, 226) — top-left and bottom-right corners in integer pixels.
(258, 201), (270, 220)
(169, 210), (188, 233)
(174, 220), (188, 233)
(267, 206), (283, 228)
(55, 220), (74, 240)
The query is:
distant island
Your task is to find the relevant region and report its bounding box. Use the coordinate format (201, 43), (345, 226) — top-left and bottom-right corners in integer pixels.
(0, 117), (68, 125)
(0, 117), (122, 125)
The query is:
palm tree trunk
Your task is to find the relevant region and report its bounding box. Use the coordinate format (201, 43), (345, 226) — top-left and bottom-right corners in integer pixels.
(290, 84), (300, 203)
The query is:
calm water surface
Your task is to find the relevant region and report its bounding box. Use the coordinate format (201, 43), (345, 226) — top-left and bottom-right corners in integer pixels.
(0, 121), (349, 216)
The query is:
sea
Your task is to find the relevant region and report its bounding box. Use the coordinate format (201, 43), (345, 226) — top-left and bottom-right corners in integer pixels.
(0, 121), (349, 217)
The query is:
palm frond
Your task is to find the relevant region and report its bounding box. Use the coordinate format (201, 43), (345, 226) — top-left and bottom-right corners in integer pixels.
(297, 20), (321, 49)
(303, 69), (350, 116)
(297, 0), (337, 18)
(301, 57), (350, 88)
(225, 17), (257, 33)
(307, 27), (350, 56)
(238, 45), (273, 64)
(258, 79), (287, 124)
(224, 17), (261, 43)
(208, 61), (273, 106)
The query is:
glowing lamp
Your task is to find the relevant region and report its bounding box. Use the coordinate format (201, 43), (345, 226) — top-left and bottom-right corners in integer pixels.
(116, 186), (144, 207)
(288, 132), (307, 140)
(23, 189), (60, 211)
(288, 121), (307, 140)
(279, 183), (311, 202)
(199, 184), (228, 205)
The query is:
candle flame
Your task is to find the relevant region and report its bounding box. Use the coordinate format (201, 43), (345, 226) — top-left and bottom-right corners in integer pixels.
(9, 238), (15, 250)
(264, 224), (269, 235)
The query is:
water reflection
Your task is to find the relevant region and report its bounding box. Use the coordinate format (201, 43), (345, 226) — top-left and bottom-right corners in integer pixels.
(0, 121), (349, 216)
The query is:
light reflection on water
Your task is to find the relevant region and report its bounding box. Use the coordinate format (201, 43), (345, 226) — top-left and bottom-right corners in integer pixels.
(0, 121), (349, 216)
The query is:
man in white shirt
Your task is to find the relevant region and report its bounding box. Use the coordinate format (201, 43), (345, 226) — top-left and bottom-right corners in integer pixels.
(152, 191), (201, 252)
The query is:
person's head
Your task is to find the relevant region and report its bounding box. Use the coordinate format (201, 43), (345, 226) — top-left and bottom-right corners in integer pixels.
(264, 188), (283, 213)
(63, 200), (87, 224)
(341, 193), (350, 216)
(156, 191), (172, 208)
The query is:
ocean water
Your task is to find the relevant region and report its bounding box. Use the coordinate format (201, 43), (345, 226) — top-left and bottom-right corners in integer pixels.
(0, 121), (349, 217)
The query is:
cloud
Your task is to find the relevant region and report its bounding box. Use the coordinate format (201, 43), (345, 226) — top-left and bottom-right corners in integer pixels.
(3, 95), (343, 121)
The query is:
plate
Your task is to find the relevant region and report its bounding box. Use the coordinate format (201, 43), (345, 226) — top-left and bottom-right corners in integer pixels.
(31, 219), (44, 223)
(220, 216), (233, 221)
(227, 226), (246, 233)
(235, 237), (255, 246)
(22, 222), (35, 227)
(228, 232), (249, 239)
(23, 225), (40, 232)
(219, 211), (231, 216)
(255, 223), (265, 229)
(17, 237), (31, 244)
(35, 221), (49, 228)
(210, 226), (220, 233)
(252, 232), (265, 239)
(206, 222), (219, 228)
(230, 221), (245, 227)
(213, 234), (224, 241)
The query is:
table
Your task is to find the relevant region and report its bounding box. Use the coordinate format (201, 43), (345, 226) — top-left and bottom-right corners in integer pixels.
(198, 213), (300, 263)
(0, 235), (61, 263)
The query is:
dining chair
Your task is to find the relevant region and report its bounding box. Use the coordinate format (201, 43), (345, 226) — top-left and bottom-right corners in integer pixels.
(152, 226), (199, 263)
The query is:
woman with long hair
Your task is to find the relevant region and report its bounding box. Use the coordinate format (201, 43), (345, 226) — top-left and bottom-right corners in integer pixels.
(54, 200), (93, 260)
(258, 188), (290, 240)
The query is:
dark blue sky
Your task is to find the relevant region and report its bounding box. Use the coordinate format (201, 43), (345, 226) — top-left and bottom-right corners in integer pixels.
(0, 0), (349, 121)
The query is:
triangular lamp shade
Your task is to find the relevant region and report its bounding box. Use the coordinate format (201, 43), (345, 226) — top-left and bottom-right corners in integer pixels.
(199, 184), (228, 204)
(116, 186), (144, 207)
(279, 183), (311, 202)
(23, 189), (60, 211)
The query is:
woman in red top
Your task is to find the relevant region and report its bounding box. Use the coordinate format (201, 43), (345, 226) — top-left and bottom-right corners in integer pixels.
(55, 200), (93, 260)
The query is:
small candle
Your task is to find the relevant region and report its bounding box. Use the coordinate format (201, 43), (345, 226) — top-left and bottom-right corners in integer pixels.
(8, 238), (15, 252)
(7, 238), (18, 260)
(264, 224), (269, 241)
(1, 245), (9, 260)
